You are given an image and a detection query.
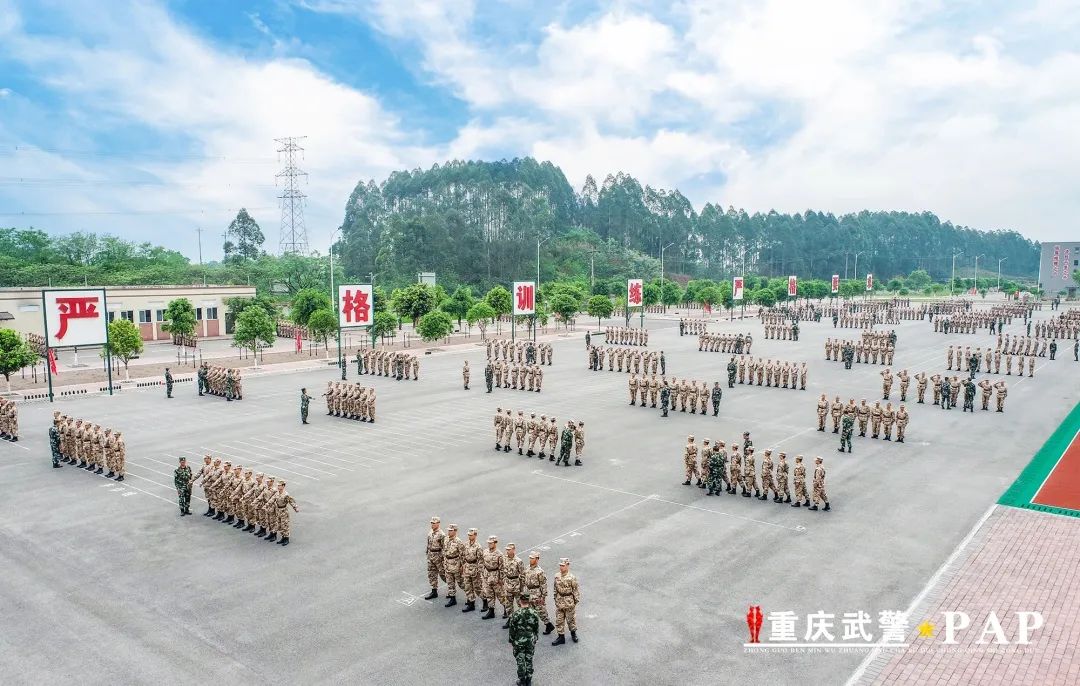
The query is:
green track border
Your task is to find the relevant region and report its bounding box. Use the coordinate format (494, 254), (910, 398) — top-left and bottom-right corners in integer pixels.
(998, 401), (1080, 517)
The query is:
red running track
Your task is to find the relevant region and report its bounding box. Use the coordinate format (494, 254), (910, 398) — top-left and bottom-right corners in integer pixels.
(1032, 429), (1080, 511)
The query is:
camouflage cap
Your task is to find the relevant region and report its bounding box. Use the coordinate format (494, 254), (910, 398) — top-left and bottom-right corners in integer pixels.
(256, 472), (264, 478)
(559, 558), (570, 565)
(223, 461), (232, 467)
(178, 457), (186, 463)
(487, 535), (498, 542)
(447, 524), (458, 531)
(244, 469), (253, 475)
(278, 481), (286, 486)
(529, 551), (539, 559)
(467, 527), (478, 534)
(431, 516), (440, 523)
(506, 542), (516, 549)
(520, 591), (534, 601)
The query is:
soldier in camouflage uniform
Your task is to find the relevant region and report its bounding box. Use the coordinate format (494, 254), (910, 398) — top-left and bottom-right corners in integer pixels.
(706, 440), (726, 495)
(573, 421), (585, 466)
(424, 517), (447, 599)
(792, 455), (809, 507)
(711, 382), (723, 416)
(551, 558), (581, 646)
(682, 435), (698, 486)
(758, 449), (775, 501)
(775, 452), (791, 503)
(839, 408), (855, 453)
(173, 457), (193, 515)
(509, 591), (541, 686)
(556, 421), (574, 466)
(461, 528), (483, 612)
(660, 382), (670, 417)
(523, 551), (555, 634)
(485, 361), (494, 393)
(481, 535), (507, 620)
(300, 388), (312, 424)
(442, 524), (465, 607)
(48, 414), (62, 468)
(501, 543), (526, 624)
(809, 457), (830, 511)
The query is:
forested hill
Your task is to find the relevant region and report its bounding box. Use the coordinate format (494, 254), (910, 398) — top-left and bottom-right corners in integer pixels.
(337, 157), (1039, 290)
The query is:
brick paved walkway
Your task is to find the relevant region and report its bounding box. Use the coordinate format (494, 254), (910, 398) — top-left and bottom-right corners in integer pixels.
(857, 506), (1080, 686)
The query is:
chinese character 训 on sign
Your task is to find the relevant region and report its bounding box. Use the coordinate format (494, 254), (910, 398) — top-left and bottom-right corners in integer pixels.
(627, 279), (643, 307)
(338, 284), (373, 327)
(513, 281), (536, 315)
(831, 275), (839, 293)
(43, 289), (107, 347)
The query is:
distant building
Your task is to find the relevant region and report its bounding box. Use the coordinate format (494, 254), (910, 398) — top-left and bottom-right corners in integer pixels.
(0, 285), (256, 342)
(1038, 242), (1080, 297)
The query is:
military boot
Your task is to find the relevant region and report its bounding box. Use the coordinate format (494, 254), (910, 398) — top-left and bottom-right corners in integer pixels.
(495, 443), (501, 451)
(527, 450), (535, 457)
(481, 608), (495, 620)
(424, 589), (438, 600)
(223, 515), (235, 524)
(115, 475), (124, 482)
(279, 537), (290, 546)
(95, 466), (104, 474)
(233, 519), (246, 529)
(214, 511), (226, 521)
(254, 527), (266, 536)
(549, 455), (555, 461)
(682, 480), (691, 486)
(462, 601), (475, 613)
(244, 523), (256, 532)
(792, 500), (801, 507)
(809, 504), (819, 511)
(502, 618), (511, 629)
(551, 634), (566, 646)
(574, 460), (582, 466)
(504, 445), (511, 453)
(543, 622), (555, 635)
(823, 503), (831, 511)
(445, 596), (457, 607)
(105, 471), (115, 478)
(518, 448), (523, 455)
(265, 533), (278, 542)
(571, 630), (579, 643)
(205, 507), (215, 517)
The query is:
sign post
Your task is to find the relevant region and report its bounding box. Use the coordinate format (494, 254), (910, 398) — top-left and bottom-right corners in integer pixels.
(41, 288), (110, 402)
(627, 279), (643, 328)
(787, 275), (798, 298)
(339, 284), (373, 377)
(866, 273), (874, 291)
(513, 281), (535, 343)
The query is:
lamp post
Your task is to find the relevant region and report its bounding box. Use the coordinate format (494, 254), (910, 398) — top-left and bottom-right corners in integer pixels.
(587, 250), (599, 292)
(329, 228), (345, 379)
(536, 234), (550, 341)
(368, 271), (378, 346)
(950, 250), (964, 296)
(853, 251), (865, 281)
(997, 258), (1008, 291)
(660, 242), (674, 312)
(974, 254), (985, 294)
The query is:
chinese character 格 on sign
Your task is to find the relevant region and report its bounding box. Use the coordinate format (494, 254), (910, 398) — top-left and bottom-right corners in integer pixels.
(338, 284), (373, 327)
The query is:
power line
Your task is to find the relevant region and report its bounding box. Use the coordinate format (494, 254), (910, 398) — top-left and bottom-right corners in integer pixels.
(275, 136), (309, 255)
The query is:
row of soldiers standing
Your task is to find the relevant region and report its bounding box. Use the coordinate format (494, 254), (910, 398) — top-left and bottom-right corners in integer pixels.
(604, 326), (648, 346)
(356, 349), (420, 380)
(321, 381), (377, 422)
(183, 455), (299, 544)
(947, 346), (1037, 377)
(50, 412), (126, 479)
(824, 337), (896, 365)
(725, 356), (808, 390)
(818, 396), (910, 444)
(486, 338), (554, 365)
(485, 360), (544, 392)
(588, 346), (664, 374)
(638, 376), (723, 415)
(698, 332), (754, 353)
(761, 321), (799, 340)
(198, 363), (242, 400)
(493, 409), (583, 465)
(935, 376), (1008, 412)
(679, 319), (708, 336)
(0, 398), (18, 442)
(683, 434), (830, 510)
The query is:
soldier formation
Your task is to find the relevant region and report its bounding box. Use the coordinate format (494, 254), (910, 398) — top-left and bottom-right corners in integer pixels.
(604, 326), (648, 346)
(198, 363), (242, 400)
(423, 517), (581, 680)
(817, 396), (911, 445)
(357, 349), (420, 380)
(698, 332), (754, 352)
(322, 381), (377, 422)
(824, 333), (896, 366)
(0, 398), (18, 442)
(486, 339), (553, 365)
(930, 374), (1008, 412)
(761, 320), (800, 340)
(588, 346), (663, 374)
(493, 409), (584, 465)
(276, 320), (308, 339)
(191, 455), (299, 545)
(52, 412), (126, 479)
(679, 319), (708, 336)
(486, 360), (545, 392)
(681, 435), (830, 510)
(645, 376), (724, 417)
(945, 344), (1037, 377)
(728, 357), (808, 390)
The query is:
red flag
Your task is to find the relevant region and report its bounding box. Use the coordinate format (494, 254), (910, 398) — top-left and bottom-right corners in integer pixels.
(47, 348), (59, 375)
(703, 303), (712, 314)
(295, 330), (302, 353)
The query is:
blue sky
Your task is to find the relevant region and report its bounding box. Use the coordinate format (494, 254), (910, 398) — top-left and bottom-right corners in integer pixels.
(1, 0), (1078, 260)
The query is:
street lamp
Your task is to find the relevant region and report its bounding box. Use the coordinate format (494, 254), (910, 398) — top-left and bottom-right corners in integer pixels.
(853, 252), (865, 281)
(974, 254), (985, 293)
(536, 234), (551, 342)
(660, 242), (675, 311)
(329, 228), (345, 378)
(587, 250), (600, 292)
(997, 258), (1008, 290)
(950, 250), (964, 296)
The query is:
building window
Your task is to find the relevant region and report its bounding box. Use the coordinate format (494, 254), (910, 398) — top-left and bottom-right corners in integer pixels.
(139, 309), (152, 323)
(206, 306), (219, 320)
(120, 310), (134, 321)
(108, 311), (115, 322)
(155, 309), (165, 322)
(196, 308), (203, 321)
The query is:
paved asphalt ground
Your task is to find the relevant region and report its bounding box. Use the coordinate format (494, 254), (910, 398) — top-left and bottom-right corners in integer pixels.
(2, 303), (1077, 686)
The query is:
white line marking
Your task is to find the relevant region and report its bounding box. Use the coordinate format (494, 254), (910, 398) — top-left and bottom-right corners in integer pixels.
(262, 434), (379, 465)
(843, 503), (997, 686)
(525, 498), (653, 551)
(0, 439), (31, 451)
(531, 470), (804, 532)
(196, 446), (321, 481)
(242, 437), (357, 471)
(1030, 428), (1080, 506)
(229, 440), (339, 475)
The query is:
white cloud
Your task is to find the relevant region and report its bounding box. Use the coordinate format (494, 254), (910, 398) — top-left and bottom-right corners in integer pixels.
(0, 87), (11, 98)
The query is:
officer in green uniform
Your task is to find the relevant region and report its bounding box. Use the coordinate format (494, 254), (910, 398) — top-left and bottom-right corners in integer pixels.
(659, 351), (666, 376)
(164, 367), (174, 398)
(197, 363), (207, 396)
(174, 457), (193, 516)
(485, 361), (494, 393)
(355, 350), (364, 375)
(791, 321), (799, 341)
(508, 591), (540, 686)
(706, 443), (726, 495)
(556, 422), (574, 466)
(659, 383), (671, 417)
(48, 420), (62, 468)
(225, 370), (236, 401)
(839, 412), (854, 453)
(727, 357), (737, 388)
(963, 378), (976, 412)
(711, 382), (723, 416)
(300, 388), (312, 424)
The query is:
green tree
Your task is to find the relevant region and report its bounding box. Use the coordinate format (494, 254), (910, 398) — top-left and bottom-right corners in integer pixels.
(550, 293), (579, 325)
(907, 269), (932, 291)
(586, 294), (613, 328)
(699, 285), (721, 310)
(233, 306), (276, 368)
(417, 310), (453, 342)
(391, 283), (438, 326)
(754, 288), (776, 307)
(0, 328), (39, 393)
(291, 288), (332, 327)
(102, 318), (144, 381)
(642, 282), (661, 306)
(466, 301), (496, 337)
(306, 308), (338, 358)
(441, 286), (475, 326)
(661, 281), (682, 307)
(161, 298), (197, 339)
(484, 286), (512, 317)
(371, 311), (398, 341)
(223, 208), (265, 262)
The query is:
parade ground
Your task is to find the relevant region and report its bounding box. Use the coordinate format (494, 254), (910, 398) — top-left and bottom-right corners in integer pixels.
(2, 305), (1078, 686)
